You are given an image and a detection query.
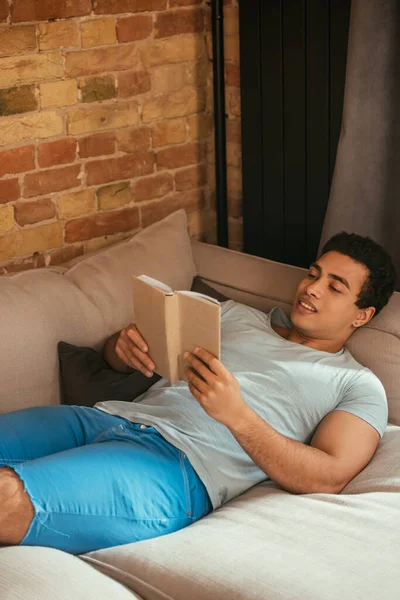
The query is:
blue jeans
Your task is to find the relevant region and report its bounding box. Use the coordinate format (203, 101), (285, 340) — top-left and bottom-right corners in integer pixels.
(0, 405), (212, 554)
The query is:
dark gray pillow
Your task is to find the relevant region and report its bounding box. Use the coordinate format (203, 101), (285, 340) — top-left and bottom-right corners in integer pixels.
(58, 277), (231, 407)
(190, 275), (230, 302)
(58, 342), (161, 407)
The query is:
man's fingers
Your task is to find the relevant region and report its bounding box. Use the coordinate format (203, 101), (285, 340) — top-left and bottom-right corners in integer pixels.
(126, 325), (148, 352)
(188, 382), (202, 402)
(120, 329), (156, 369)
(116, 339), (155, 376)
(184, 353), (215, 383)
(185, 367), (208, 394)
(192, 348), (225, 377)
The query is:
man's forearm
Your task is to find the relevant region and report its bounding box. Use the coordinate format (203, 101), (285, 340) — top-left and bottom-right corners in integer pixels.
(103, 332), (134, 374)
(227, 408), (343, 494)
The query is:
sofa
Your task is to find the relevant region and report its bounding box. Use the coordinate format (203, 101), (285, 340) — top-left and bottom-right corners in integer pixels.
(0, 209), (399, 600)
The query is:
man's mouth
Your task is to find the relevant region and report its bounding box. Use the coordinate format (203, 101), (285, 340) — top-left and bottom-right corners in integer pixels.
(296, 298), (318, 314)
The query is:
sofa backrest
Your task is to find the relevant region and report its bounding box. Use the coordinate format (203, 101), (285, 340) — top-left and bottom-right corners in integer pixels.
(0, 210), (195, 414)
(1, 209), (399, 428)
(192, 240), (400, 426)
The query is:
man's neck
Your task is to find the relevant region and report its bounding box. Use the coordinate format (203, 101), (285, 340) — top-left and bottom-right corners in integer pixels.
(271, 323), (345, 354)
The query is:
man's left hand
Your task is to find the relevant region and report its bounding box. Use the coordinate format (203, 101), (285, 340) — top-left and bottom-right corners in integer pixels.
(184, 348), (249, 428)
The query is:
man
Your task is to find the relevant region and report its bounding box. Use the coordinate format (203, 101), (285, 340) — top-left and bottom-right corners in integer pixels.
(0, 232), (396, 555)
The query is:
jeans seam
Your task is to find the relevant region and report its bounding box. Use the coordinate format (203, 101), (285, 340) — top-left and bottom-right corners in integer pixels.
(32, 510), (192, 522)
(179, 451), (192, 517)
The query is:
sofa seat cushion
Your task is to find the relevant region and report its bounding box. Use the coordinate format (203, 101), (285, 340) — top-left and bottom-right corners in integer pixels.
(83, 425), (400, 600)
(0, 546), (141, 600)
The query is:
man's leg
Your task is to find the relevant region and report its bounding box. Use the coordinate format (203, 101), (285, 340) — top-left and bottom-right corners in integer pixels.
(0, 405), (134, 466)
(0, 468), (33, 544)
(0, 425), (212, 554)
(0, 405), (156, 546)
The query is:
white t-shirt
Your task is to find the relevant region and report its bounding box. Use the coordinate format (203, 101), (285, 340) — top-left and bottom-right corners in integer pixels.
(95, 301), (388, 509)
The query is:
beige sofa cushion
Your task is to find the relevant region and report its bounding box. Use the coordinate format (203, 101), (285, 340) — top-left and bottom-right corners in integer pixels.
(0, 210), (195, 414)
(192, 241), (400, 425)
(83, 425), (400, 600)
(64, 209), (196, 340)
(0, 546), (140, 600)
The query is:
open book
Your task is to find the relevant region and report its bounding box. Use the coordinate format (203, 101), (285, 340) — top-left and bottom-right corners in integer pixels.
(132, 275), (221, 383)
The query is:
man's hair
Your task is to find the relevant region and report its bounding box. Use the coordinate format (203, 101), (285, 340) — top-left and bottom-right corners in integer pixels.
(320, 232), (396, 317)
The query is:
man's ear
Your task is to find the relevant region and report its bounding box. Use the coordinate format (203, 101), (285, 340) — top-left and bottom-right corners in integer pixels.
(353, 306), (376, 328)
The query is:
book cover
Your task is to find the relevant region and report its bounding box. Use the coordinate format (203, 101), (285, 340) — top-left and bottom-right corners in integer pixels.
(132, 275), (221, 382)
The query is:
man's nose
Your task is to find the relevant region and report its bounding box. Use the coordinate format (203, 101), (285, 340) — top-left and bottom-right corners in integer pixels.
(306, 280), (322, 298)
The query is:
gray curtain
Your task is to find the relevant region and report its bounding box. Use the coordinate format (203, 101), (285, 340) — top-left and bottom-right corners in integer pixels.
(318, 0), (400, 289)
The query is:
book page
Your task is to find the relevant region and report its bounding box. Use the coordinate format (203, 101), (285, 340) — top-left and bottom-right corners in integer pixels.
(137, 275), (174, 295)
(178, 291), (220, 305)
(177, 292), (221, 382)
(132, 276), (175, 380)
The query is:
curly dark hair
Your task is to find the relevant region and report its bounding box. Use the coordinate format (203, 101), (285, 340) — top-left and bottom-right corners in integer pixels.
(320, 232), (396, 317)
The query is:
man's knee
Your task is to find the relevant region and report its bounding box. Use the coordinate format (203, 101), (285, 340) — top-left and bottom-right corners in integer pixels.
(0, 467), (34, 545)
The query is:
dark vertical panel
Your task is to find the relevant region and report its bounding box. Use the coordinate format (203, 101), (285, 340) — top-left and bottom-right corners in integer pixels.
(239, 0), (350, 267)
(239, 2), (263, 257)
(329, 0), (351, 181)
(259, 0), (285, 261)
(282, 0), (307, 267)
(306, 0), (330, 265)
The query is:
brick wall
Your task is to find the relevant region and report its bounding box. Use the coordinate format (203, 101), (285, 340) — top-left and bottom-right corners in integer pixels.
(0, 0), (217, 274)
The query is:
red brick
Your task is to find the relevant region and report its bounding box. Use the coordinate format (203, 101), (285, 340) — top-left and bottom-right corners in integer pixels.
(14, 198), (55, 226)
(175, 187), (205, 213)
(117, 127), (151, 153)
(117, 15), (152, 43)
(117, 71), (151, 98)
(140, 196), (180, 228)
(156, 142), (205, 169)
(226, 119), (241, 144)
(0, 179), (20, 204)
(46, 245), (84, 266)
(65, 206), (140, 243)
(0, 146), (35, 178)
(155, 8), (204, 39)
(38, 139), (77, 168)
(228, 193), (242, 219)
(0, 258), (39, 274)
(170, 0), (202, 5)
(65, 44), (140, 78)
(24, 165), (81, 198)
(0, 0), (8, 21)
(86, 152), (154, 186)
(175, 163), (207, 191)
(2, 244), (85, 273)
(94, 0), (166, 15)
(12, 0), (91, 22)
(225, 63), (240, 87)
(132, 173), (173, 202)
(79, 132), (116, 158)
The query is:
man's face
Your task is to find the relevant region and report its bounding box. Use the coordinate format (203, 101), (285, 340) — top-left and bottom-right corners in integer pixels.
(290, 251), (371, 340)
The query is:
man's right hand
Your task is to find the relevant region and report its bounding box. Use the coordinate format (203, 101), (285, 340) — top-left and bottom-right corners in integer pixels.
(115, 323), (156, 377)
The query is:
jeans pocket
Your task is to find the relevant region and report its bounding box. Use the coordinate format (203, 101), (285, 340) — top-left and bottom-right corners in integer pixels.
(179, 451), (193, 518)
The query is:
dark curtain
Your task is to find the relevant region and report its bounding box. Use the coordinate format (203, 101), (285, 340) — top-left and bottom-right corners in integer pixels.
(318, 0), (400, 289)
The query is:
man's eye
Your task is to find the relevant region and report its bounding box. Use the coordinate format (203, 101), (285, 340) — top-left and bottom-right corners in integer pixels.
(307, 273), (316, 279)
(330, 286), (341, 294)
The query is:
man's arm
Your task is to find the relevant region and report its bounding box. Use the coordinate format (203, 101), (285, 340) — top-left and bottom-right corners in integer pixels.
(184, 348), (380, 495)
(227, 408), (379, 494)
